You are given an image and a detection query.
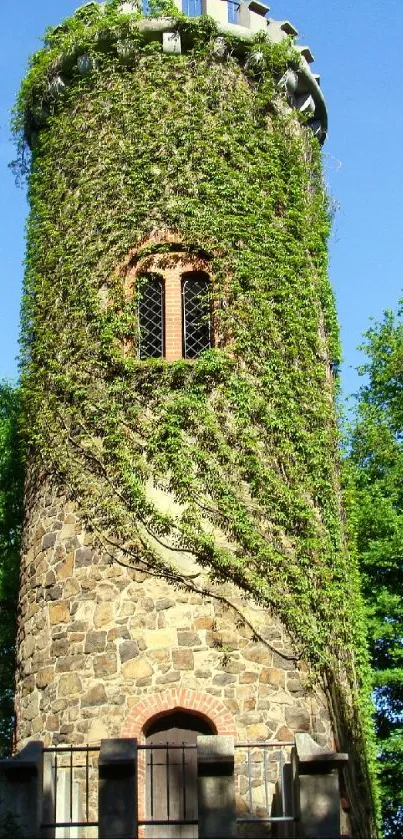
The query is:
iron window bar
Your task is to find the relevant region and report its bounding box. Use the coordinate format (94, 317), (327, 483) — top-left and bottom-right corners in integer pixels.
(137, 272), (164, 359)
(182, 272), (212, 359)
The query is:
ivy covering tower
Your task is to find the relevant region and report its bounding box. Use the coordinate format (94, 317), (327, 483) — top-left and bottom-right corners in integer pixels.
(11, 0), (376, 836)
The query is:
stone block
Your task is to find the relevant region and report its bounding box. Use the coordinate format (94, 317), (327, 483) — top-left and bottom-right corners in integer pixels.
(144, 628), (176, 648)
(213, 672), (236, 686)
(246, 723), (270, 740)
(81, 683), (108, 706)
(55, 654), (86, 673)
(49, 602), (70, 624)
(140, 597), (154, 612)
(299, 772), (341, 837)
(94, 652), (118, 676)
(239, 671), (258, 683)
(156, 598), (175, 610)
(156, 671), (181, 684)
(172, 648), (194, 670)
(45, 585), (62, 600)
(24, 695), (40, 721)
(241, 644), (270, 665)
(85, 631), (107, 653)
(94, 602), (115, 628)
(121, 656), (153, 680)
(178, 630), (201, 646)
(75, 546), (93, 567)
(285, 706), (310, 731)
(87, 719), (109, 744)
(194, 616), (214, 630)
(63, 577), (80, 597)
(24, 635), (35, 658)
(36, 667), (54, 689)
(45, 570), (56, 586)
(60, 522), (77, 540)
(119, 640), (139, 662)
(42, 532), (56, 549)
(272, 651), (296, 670)
(259, 667), (285, 687)
(58, 672), (82, 697)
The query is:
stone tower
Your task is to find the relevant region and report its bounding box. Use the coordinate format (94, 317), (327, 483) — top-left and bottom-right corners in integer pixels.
(13, 1), (375, 836)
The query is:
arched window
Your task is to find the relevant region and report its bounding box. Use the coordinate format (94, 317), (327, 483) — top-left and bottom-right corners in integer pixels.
(137, 273), (164, 359)
(182, 271), (212, 359)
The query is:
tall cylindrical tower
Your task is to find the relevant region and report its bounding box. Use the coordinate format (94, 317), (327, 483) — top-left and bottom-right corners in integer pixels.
(14, 1), (375, 835)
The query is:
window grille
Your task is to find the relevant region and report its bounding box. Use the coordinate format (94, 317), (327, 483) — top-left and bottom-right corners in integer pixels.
(138, 273), (164, 359)
(227, 0), (240, 24)
(182, 0), (202, 17)
(182, 272), (211, 359)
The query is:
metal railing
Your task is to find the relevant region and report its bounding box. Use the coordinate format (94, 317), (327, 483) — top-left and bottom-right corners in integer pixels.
(235, 740), (296, 826)
(39, 739), (296, 834)
(41, 744), (100, 832)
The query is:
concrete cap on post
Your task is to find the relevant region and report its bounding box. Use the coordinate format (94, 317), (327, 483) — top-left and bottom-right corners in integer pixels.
(197, 735), (236, 838)
(292, 733), (348, 839)
(98, 738), (138, 839)
(0, 741), (44, 838)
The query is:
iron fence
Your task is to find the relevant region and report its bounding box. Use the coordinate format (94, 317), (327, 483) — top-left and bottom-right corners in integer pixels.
(39, 739), (296, 836)
(235, 740), (296, 828)
(41, 744), (100, 833)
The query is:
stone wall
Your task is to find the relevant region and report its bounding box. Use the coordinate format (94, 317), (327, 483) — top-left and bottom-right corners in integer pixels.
(16, 476), (334, 754)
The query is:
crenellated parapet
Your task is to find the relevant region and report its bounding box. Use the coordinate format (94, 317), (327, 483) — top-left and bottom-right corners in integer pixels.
(21, 0), (327, 146)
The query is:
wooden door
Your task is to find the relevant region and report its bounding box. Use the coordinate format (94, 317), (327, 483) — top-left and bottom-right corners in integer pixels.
(145, 711), (214, 839)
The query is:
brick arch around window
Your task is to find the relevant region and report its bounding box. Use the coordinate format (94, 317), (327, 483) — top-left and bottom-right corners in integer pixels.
(120, 237), (214, 362)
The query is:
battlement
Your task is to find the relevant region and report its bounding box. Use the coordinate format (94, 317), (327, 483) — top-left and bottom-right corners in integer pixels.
(22, 0), (327, 145)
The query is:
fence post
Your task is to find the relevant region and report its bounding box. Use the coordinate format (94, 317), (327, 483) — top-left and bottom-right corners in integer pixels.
(197, 735), (236, 839)
(0, 741), (44, 838)
(98, 738), (138, 839)
(293, 733), (348, 838)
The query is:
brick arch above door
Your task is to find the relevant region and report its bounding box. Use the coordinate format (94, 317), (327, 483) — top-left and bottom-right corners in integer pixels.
(121, 688), (236, 741)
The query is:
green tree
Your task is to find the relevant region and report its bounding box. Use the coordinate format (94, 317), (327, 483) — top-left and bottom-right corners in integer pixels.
(0, 383), (24, 756)
(349, 304), (403, 836)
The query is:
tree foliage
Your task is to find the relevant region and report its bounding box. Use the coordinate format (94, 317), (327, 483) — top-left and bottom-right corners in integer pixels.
(349, 304), (403, 835)
(0, 383), (24, 756)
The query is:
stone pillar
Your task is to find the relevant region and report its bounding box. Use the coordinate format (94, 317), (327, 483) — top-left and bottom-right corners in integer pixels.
(293, 733), (348, 839)
(197, 735), (236, 839)
(0, 741), (44, 838)
(98, 738), (138, 839)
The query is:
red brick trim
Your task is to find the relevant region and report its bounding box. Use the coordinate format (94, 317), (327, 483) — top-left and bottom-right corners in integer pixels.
(121, 688), (236, 741)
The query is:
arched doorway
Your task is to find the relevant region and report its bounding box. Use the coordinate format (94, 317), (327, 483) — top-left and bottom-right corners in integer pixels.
(144, 710), (216, 838)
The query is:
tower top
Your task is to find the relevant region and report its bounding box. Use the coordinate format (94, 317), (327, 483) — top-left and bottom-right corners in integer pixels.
(19, 0), (327, 146)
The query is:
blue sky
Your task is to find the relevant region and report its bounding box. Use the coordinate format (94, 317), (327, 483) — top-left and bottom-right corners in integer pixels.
(1, 0), (402, 400)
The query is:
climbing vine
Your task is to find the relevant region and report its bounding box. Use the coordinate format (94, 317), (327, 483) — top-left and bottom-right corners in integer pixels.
(13, 2), (377, 833)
